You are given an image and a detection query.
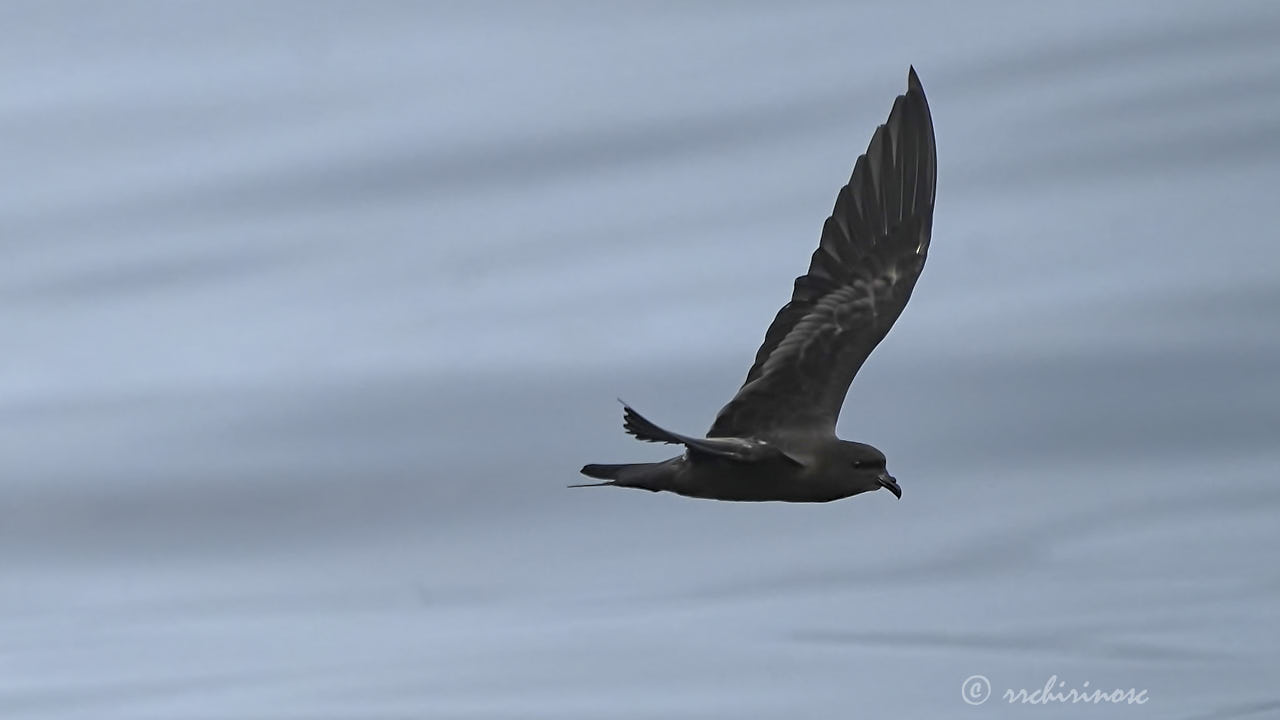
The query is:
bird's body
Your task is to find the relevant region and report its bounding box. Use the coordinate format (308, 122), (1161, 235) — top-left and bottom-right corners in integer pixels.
(577, 67), (936, 503)
(583, 441), (885, 503)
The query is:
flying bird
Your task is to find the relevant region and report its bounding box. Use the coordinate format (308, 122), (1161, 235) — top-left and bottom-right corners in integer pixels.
(575, 67), (937, 503)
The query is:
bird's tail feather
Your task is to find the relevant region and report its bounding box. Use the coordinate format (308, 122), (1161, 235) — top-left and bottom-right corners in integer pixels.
(577, 463), (631, 480)
(571, 461), (668, 492)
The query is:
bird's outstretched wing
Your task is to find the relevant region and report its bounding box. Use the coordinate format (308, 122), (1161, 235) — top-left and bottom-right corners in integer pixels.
(620, 403), (801, 465)
(707, 67), (936, 440)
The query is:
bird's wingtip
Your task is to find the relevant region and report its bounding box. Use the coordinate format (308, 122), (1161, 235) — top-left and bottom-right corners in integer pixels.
(907, 65), (922, 91)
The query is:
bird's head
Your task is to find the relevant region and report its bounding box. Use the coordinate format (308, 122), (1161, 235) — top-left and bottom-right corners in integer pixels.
(844, 441), (901, 499)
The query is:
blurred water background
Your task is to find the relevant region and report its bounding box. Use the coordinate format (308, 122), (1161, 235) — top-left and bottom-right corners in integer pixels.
(3, 2), (1280, 718)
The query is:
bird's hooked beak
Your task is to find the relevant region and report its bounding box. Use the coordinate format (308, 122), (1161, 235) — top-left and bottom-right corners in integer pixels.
(877, 473), (902, 499)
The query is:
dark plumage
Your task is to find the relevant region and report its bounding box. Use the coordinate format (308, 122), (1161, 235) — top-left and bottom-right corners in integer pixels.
(575, 67), (936, 503)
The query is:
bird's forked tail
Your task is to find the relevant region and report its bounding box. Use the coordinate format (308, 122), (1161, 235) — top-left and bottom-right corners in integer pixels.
(569, 463), (633, 487)
(570, 460), (678, 491)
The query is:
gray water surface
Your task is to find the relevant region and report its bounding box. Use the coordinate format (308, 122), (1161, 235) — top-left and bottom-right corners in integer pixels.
(3, 2), (1280, 718)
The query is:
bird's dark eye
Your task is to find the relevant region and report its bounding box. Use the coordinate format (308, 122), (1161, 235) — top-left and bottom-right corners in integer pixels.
(854, 458), (886, 469)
